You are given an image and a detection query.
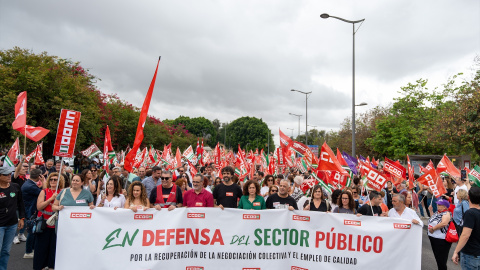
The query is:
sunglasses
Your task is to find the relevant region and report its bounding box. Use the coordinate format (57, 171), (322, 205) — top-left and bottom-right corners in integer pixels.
(91, 170), (97, 172)
(271, 190), (278, 192)
(352, 192), (357, 194)
(161, 177), (171, 180)
(50, 178), (58, 181)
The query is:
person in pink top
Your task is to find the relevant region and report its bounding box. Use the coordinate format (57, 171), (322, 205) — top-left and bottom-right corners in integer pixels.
(183, 174), (214, 207)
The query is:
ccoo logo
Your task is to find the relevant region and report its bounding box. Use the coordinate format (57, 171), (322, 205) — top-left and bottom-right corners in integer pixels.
(187, 213), (205, 219)
(243, 214), (260, 220)
(344, 220), (361, 226)
(134, 214), (153, 220)
(70, 213), (92, 219)
(393, 223), (411, 229)
(292, 267), (308, 270)
(292, 215), (310, 222)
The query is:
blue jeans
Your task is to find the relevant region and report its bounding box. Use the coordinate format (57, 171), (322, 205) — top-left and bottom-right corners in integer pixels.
(25, 221), (35, 253)
(0, 224), (17, 270)
(461, 253), (480, 270)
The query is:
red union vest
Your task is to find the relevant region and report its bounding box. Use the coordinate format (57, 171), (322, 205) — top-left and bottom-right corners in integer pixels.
(155, 184), (177, 208)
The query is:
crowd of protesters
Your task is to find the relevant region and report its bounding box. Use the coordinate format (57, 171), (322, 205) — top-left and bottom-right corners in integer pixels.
(0, 152), (479, 270)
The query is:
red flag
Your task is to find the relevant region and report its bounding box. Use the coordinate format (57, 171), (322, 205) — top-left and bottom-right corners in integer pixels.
(318, 142), (348, 176)
(384, 157), (407, 180)
(18, 125), (49, 142)
(437, 154), (460, 179)
(12, 92), (27, 130)
(34, 142), (45, 165)
(103, 125), (114, 171)
(279, 129), (293, 148)
(364, 165), (388, 192)
(407, 155), (415, 188)
(7, 138), (20, 165)
(214, 143), (221, 170)
(187, 160), (197, 179)
(300, 178), (318, 193)
(174, 147), (182, 169)
(336, 148), (348, 167)
(417, 169), (446, 198)
(124, 58), (161, 172)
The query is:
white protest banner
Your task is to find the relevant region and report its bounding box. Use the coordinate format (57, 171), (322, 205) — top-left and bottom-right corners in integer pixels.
(56, 207), (422, 270)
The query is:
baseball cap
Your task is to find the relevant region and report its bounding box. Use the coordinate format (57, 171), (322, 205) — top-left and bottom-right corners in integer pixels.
(0, 167), (15, 175)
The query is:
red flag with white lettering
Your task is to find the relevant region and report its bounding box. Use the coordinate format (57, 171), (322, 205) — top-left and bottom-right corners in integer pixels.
(53, 110), (81, 158)
(407, 155), (415, 188)
(124, 58), (161, 172)
(318, 142), (348, 176)
(384, 157), (406, 180)
(417, 169), (446, 198)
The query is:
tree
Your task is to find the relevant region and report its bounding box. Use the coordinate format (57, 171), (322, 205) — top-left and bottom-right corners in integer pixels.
(226, 117), (274, 152)
(171, 116), (217, 147)
(0, 47), (102, 157)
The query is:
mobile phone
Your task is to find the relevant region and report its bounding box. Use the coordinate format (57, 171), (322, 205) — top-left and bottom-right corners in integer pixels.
(461, 170), (467, 181)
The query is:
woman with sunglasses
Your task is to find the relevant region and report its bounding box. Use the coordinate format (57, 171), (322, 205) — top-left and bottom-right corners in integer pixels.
(265, 185), (279, 201)
(260, 175), (275, 197)
(34, 173), (64, 270)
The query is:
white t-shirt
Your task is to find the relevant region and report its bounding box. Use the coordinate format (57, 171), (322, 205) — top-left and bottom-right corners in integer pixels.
(454, 184), (468, 205)
(388, 206), (424, 227)
(96, 194), (126, 208)
(260, 186), (270, 196)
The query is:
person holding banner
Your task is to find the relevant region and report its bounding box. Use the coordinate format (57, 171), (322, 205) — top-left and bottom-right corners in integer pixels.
(52, 174), (95, 212)
(427, 198), (452, 270)
(238, 180), (266, 210)
(357, 190), (385, 216)
(124, 182), (150, 212)
(183, 174), (214, 207)
(304, 185), (331, 212)
(388, 193), (423, 226)
(34, 173), (64, 270)
(213, 166), (242, 209)
(333, 190), (357, 214)
(150, 171), (183, 211)
(266, 179), (297, 210)
(96, 177), (125, 209)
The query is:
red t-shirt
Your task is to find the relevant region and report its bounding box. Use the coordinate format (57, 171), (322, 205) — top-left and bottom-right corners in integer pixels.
(183, 188), (214, 207)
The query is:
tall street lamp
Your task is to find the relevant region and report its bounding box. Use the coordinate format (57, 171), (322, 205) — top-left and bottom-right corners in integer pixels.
(289, 113), (302, 139)
(320, 13), (365, 157)
(291, 89), (312, 145)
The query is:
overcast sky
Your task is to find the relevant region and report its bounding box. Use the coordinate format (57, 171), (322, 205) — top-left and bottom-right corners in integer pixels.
(1, 0), (479, 147)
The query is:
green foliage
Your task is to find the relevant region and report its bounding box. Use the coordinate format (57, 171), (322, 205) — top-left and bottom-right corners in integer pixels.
(171, 116), (217, 147)
(226, 116), (274, 153)
(0, 47), (196, 158)
(0, 47), (102, 157)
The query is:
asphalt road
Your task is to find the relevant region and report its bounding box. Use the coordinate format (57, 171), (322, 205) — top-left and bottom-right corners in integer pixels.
(6, 224), (461, 270)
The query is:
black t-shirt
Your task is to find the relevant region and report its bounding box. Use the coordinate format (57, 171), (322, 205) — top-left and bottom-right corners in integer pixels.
(266, 193), (298, 210)
(0, 183), (25, 226)
(212, 183), (242, 208)
(309, 200), (331, 212)
(461, 208), (480, 256)
(149, 185), (183, 206)
(357, 204), (382, 216)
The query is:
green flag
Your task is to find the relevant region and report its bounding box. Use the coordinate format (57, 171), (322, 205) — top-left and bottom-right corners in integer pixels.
(468, 165), (480, 188)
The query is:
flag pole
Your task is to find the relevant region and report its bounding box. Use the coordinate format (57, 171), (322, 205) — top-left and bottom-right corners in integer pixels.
(56, 157), (64, 192)
(23, 126), (27, 159)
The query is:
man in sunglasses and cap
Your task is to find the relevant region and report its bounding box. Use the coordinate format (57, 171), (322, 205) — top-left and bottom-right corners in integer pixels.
(0, 166), (26, 269)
